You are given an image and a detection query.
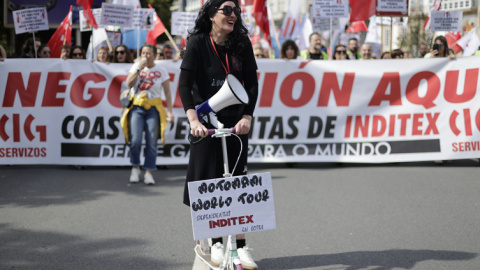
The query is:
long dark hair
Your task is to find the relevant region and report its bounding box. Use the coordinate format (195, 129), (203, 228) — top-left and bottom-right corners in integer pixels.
(433, 35), (449, 57)
(280, 39), (299, 59)
(187, 0), (249, 56)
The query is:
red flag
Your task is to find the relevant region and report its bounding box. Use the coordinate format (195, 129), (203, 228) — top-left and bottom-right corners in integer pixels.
(77, 0), (98, 29)
(146, 4), (166, 46)
(252, 0), (271, 46)
(346, 21), (368, 33)
(446, 31), (463, 54)
(349, 0), (376, 23)
(47, 6), (72, 58)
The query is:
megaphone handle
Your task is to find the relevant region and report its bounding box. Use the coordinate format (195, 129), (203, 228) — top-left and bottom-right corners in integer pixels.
(207, 127), (236, 135)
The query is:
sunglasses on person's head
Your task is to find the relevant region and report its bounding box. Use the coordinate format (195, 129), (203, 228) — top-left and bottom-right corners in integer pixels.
(335, 50), (347, 54)
(115, 50), (126, 55)
(72, 53), (83, 56)
(217, 6), (241, 17)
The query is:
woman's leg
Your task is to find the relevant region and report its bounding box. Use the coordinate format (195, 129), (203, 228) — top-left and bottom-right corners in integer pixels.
(129, 106), (145, 167)
(143, 106), (159, 171)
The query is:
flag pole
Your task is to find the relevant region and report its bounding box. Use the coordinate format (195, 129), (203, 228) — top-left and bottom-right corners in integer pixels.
(137, 26), (140, 58)
(33, 32), (38, 58)
(389, 16), (393, 57)
(164, 27), (180, 52)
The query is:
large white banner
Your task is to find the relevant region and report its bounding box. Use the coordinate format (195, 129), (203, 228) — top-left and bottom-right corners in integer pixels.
(2, 58), (480, 165)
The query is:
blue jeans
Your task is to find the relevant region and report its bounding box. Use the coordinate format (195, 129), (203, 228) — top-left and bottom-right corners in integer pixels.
(129, 105), (159, 170)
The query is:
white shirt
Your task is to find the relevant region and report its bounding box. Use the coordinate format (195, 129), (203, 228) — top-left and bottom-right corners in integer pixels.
(129, 62), (169, 99)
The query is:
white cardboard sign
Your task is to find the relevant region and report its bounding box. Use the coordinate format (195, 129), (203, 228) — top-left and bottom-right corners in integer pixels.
(171, 12), (197, 36)
(189, 172), (276, 240)
(13, 7), (49, 34)
(312, 0), (349, 18)
(376, 0), (408, 14)
(128, 8), (155, 30)
(430, 11), (463, 32)
(79, 8), (105, 31)
(100, 3), (134, 28)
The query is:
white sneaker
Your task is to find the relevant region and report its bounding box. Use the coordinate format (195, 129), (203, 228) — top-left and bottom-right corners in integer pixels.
(129, 167), (140, 183)
(237, 246), (258, 270)
(210, 242), (225, 267)
(144, 172), (155, 185)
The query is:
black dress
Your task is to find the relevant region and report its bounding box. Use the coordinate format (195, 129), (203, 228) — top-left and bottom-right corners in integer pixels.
(179, 33), (258, 206)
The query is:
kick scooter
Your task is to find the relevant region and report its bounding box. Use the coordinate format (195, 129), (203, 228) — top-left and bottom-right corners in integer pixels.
(193, 124), (245, 270)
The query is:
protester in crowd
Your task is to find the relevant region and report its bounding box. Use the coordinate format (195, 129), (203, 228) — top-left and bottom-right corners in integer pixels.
(112, 45), (134, 63)
(155, 44), (165, 60)
(301, 32), (329, 60)
(60, 45), (71, 60)
(347, 37), (361, 60)
(391, 49), (404, 59)
(178, 0), (259, 269)
(381, 51), (391, 59)
(37, 45), (51, 58)
(418, 43), (429, 58)
(280, 39), (300, 59)
(21, 37), (41, 58)
(70, 46), (86, 59)
(254, 48), (264, 59)
(121, 43), (174, 185)
(360, 43), (373, 60)
(404, 52), (414, 58)
(424, 35), (455, 60)
(0, 45), (6, 61)
(162, 44), (174, 59)
(262, 47), (271, 59)
(252, 41), (262, 52)
(96, 47), (110, 63)
(332, 45), (348, 60)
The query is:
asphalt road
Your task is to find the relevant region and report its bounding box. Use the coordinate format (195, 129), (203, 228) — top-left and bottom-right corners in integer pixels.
(1, 160), (480, 270)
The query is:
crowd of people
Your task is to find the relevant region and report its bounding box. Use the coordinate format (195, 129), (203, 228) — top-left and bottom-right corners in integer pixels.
(1, 29), (470, 63)
(0, 37), (179, 63)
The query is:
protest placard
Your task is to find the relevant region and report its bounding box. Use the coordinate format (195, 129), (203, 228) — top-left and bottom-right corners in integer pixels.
(312, 17), (340, 32)
(127, 8), (155, 30)
(312, 0), (349, 18)
(171, 12), (197, 36)
(13, 7), (49, 34)
(377, 0), (408, 14)
(79, 8), (104, 31)
(100, 3), (134, 28)
(189, 172), (275, 240)
(431, 11), (463, 32)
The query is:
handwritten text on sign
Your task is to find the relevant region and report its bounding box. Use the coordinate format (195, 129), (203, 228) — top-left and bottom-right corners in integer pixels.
(189, 172), (275, 240)
(431, 11), (463, 32)
(100, 3), (134, 28)
(13, 7), (49, 34)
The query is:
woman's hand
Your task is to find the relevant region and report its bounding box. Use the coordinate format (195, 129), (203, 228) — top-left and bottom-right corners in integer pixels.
(429, 49), (439, 57)
(235, 115), (252, 135)
(190, 119), (208, 137)
(167, 111), (175, 123)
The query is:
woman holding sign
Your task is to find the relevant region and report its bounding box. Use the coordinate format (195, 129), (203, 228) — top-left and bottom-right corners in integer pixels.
(178, 0), (258, 269)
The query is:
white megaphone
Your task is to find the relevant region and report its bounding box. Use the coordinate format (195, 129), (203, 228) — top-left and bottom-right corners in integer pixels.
(196, 74), (249, 123)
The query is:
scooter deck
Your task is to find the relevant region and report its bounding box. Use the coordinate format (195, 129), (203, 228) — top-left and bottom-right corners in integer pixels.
(195, 245), (220, 270)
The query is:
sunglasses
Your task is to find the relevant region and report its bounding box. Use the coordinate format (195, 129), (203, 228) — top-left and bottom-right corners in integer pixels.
(72, 53), (83, 57)
(115, 50), (126, 55)
(43, 51), (51, 54)
(335, 50), (347, 54)
(217, 6), (241, 17)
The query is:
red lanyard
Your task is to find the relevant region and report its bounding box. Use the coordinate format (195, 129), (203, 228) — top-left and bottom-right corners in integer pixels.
(210, 34), (230, 75)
